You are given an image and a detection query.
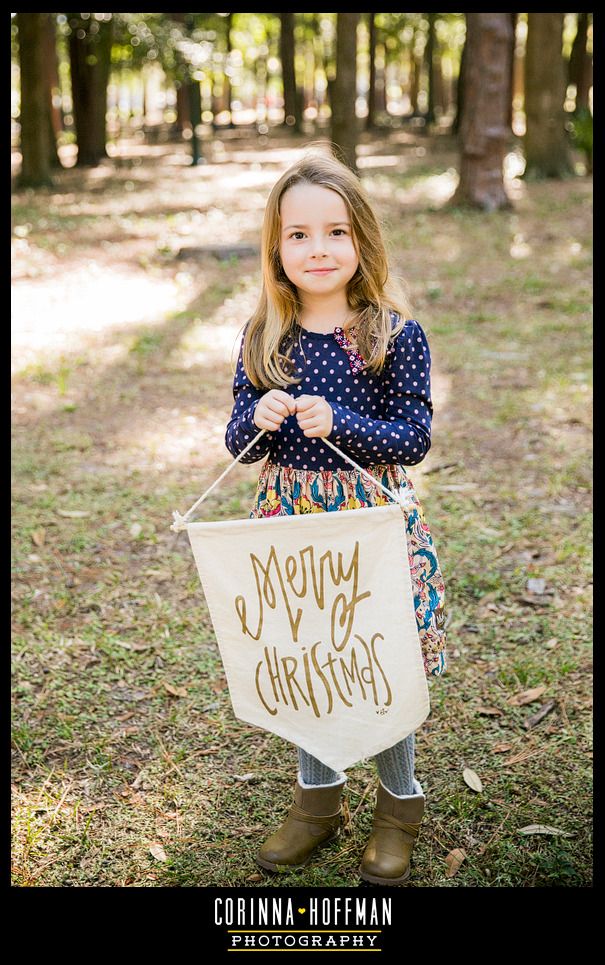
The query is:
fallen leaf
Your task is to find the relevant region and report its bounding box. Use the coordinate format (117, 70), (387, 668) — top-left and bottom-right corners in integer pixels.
(246, 873), (263, 883)
(518, 594), (552, 607)
(476, 706), (503, 716)
(212, 678), (228, 693)
(31, 528), (46, 547)
(233, 773), (256, 783)
(162, 681), (188, 698)
(119, 726), (140, 737)
(113, 639), (152, 652)
(478, 591), (499, 603)
(507, 686), (547, 706)
(149, 842), (167, 862)
(143, 568), (172, 579)
(463, 767), (483, 793)
(518, 825), (574, 837)
(492, 742), (513, 753)
(524, 700), (557, 730)
(445, 848), (467, 877)
(56, 509), (91, 518)
(545, 638), (558, 648)
(501, 749), (543, 765)
(526, 578), (546, 594)
(130, 523), (142, 538)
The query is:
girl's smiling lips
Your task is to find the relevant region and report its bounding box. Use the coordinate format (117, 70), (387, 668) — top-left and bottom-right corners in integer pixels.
(306, 268), (337, 274)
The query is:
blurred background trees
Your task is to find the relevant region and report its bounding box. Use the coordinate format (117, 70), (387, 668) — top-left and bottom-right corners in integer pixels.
(12, 12), (593, 204)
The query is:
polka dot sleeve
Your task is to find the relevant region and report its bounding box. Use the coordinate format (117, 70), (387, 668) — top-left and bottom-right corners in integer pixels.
(224, 328), (273, 463)
(326, 319), (433, 467)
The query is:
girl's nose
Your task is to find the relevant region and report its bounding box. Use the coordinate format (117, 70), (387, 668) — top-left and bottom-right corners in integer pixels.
(310, 238), (329, 257)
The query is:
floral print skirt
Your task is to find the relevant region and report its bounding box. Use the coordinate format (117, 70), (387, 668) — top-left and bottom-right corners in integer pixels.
(249, 461), (447, 677)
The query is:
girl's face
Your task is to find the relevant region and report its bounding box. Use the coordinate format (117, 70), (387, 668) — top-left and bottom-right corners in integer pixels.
(279, 183), (359, 301)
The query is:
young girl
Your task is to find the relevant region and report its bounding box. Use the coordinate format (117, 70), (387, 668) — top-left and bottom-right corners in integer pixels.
(224, 151), (446, 886)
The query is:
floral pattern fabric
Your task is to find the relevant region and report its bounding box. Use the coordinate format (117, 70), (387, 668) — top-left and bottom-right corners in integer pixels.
(249, 461), (447, 677)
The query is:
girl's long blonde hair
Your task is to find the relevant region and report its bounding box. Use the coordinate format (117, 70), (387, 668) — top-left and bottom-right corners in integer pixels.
(241, 149), (413, 389)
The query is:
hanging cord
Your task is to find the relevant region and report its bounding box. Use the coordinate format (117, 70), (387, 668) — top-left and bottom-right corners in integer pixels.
(170, 428), (410, 532)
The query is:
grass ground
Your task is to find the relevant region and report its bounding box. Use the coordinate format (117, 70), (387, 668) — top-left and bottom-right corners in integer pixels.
(12, 128), (592, 887)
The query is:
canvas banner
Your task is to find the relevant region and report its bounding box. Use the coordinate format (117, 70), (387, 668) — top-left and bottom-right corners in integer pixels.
(186, 503), (430, 772)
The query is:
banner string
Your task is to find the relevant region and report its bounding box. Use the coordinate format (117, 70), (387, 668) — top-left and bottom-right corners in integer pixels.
(170, 428), (410, 532)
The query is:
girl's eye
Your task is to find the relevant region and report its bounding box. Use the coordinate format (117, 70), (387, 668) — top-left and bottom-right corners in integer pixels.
(331, 229), (346, 236)
(290, 231), (305, 240)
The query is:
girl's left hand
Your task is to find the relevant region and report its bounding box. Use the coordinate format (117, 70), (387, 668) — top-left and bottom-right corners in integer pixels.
(295, 394), (334, 438)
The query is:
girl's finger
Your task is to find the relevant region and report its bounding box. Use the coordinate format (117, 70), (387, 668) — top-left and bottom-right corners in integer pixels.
(266, 401), (289, 418)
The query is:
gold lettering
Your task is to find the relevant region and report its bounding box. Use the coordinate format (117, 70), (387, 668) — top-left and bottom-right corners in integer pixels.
(310, 641), (333, 714)
(234, 541), (370, 647)
(370, 633), (392, 707)
(321, 651), (353, 708)
(255, 658), (277, 716)
(285, 554), (307, 597)
(282, 655), (310, 710)
(339, 647), (366, 700)
(302, 647), (320, 718)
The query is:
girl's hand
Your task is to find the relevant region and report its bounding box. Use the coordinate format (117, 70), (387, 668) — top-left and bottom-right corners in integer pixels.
(295, 394), (334, 438)
(253, 389), (297, 431)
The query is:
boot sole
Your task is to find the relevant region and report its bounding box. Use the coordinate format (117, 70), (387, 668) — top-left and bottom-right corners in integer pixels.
(256, 831), (339, 873)
(359, 864), (411, 886)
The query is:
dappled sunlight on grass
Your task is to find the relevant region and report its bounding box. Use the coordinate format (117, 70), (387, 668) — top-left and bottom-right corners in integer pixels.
(109, 410), (232, 474)
(11, 266), (200, 376)
(172, 276), (260, 370)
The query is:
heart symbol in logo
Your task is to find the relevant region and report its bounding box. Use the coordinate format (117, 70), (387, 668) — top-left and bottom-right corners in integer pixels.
(298, 908), (306, 914)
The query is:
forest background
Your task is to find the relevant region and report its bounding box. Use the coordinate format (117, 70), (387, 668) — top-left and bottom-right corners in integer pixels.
(11, 12), (593, 888)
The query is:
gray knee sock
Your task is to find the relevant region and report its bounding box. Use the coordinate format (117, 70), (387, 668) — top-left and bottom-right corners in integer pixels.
(298, 733), (416, 794)
(298, 747), (343, 786)
(373, 732), (416, 796)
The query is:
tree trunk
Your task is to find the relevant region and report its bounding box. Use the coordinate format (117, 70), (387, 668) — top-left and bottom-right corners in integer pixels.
(569, 12), (591, 112)
(280, 12), (300, 130)
(366, 12), (377, 130)
(188, 79), (202, 164)
(68, 13), (113, 167)
(452, 13), (513, 210)
(171, 13), (190, 133)
(42, 13), (62, 168)
(409, 27), (421, 117)
(425, 12), (436, 124)
(506, 13), (517, 131)
(331, 13), (360, 172)
(16, 13), (52, 188)
(175, 84), (189, 133)
(223, 12), (233, 124)
(432, 45), (445, 119)
(452, 29), (466, 135)
(524, 13), (574, 179)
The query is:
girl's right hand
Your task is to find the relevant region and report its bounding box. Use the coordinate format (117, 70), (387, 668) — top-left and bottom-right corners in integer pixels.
(253, 389), (297, 431)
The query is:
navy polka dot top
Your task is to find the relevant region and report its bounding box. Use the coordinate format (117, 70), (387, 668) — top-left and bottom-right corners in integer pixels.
(225, 314), (433, 473)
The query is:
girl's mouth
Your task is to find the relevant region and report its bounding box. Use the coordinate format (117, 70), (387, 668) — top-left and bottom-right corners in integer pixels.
(306, 268), (337, 274)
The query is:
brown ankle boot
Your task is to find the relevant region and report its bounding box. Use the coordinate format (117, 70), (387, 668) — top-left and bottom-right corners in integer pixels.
(360, 779), (425, 885)
(256, 774), (346, 872)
